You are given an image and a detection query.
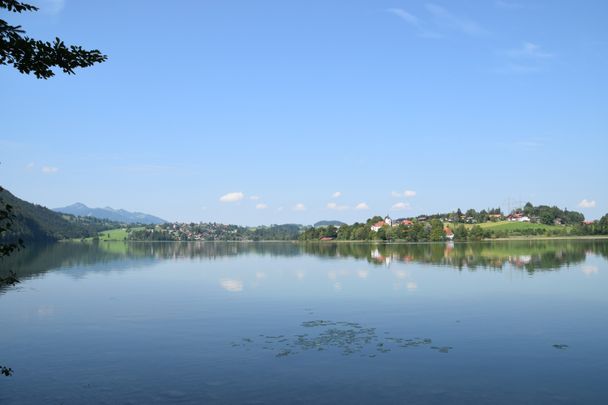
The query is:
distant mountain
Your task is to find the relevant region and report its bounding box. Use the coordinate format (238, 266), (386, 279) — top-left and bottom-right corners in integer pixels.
(314, 220), (347, 227)
(0, 188), (117, 242)
(53, 203), (166, 225)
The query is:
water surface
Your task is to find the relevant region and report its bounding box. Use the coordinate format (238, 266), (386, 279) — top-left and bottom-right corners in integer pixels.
(1, 240), (607, 404)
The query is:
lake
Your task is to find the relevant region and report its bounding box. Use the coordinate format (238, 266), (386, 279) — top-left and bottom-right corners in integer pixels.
(1, 240), (607, 404)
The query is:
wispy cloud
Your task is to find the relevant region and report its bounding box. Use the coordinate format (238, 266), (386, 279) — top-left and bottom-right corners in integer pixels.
(249, 195), (260, 201)
(386, 8), (441, 38)
(25, 162), (35, 171)
(41, 0), (66, 15)
(41, 166), (59, 174)
(425, 3), (486, 36)
(255, 203), (268, 209)
(219, 192), (244, 203)
(332, 191), (342, 198)
(391, 190), (417, 198)
(355, 202), (370, 210)
(496, 42), (554, 74)
(391, 202), (411, 210)
(578, 199), (596, 209)
(495, 0), (524, 10)
(327, 202), (348, 211)
(293, 203), (306, 211)
(504, 42), (554, 59)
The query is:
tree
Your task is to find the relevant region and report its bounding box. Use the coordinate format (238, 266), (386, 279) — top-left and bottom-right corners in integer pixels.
(468, 225), (485, 241)
(429, 219), (444, 241)
(453, 224), (468, 241)
(0, 185), (22, 376)
(1, 0), (107, 79)
(1, 0), (106, 376)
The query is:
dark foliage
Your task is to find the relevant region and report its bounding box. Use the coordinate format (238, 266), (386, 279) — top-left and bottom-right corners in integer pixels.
(0, 188), (126, 242)
(0, 0), (107, 78)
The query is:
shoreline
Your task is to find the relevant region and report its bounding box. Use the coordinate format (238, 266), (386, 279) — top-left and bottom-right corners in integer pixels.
(64, 235), (608, 243)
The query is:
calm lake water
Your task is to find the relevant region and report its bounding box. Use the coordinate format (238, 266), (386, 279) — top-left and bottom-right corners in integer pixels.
(1, 240), (607, 404)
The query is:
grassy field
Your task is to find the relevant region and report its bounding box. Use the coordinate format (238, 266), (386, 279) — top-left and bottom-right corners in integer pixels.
(98, 228), (130, 241)
(473, 221), (566, 232)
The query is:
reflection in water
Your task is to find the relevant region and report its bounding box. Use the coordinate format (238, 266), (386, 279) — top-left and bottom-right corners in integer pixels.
(233, 320), (438, 358)
(219, 279), (243, 292)
(1, 239), (607, 404)
(582, 265), (599, 276)
(3, 239), (608, 284)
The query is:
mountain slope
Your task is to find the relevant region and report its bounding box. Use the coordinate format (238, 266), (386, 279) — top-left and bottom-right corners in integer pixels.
(54, 203), (166, 225)
(0, 188), (119, 242)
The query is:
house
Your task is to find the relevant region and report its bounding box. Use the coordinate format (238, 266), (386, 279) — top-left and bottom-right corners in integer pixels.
(370, 221), (385, 232)
(401, 219), (414, 226)
(444, 227), (454, 240)
(384, 215), (393, 226)
(507, 212), (524, 222)
(417, 215), (428, 222)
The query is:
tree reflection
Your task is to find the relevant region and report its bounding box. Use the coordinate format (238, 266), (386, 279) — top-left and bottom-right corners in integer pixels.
(1, 239), (606, 288)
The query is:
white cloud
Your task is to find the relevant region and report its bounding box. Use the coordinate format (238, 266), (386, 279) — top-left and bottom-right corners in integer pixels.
(578, 199), (596, 209)
(249, 195), (260, 200)
(255, 203), (268, 209)
(392, 202), (411, 210)
(332, 191), (342, 198)
(219, 279), (243, 292)
(41, 166), (59, 174)
(219, 192), (244, 203)
(327, 202), (348, 211)
(391, 191), (402, 198)
(293, 203), (306, 211)
(355, 202), (370, 210)
(25, 162), (35, 170)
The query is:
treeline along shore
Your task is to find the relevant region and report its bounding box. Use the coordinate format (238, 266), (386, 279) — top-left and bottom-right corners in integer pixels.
(2, 187), (607, 244)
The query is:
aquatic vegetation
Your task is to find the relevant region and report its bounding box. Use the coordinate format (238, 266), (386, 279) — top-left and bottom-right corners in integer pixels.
(232, 320), (441, 358)
(430, 346), (454, 353)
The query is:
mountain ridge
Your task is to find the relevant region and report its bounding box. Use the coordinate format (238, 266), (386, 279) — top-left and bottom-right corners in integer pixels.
(54, 203), (166, 225)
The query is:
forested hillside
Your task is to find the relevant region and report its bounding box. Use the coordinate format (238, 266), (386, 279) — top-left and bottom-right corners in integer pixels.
(0, 188), (122, 242)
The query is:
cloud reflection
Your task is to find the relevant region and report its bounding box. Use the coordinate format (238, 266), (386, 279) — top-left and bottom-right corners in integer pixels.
(581, 266), (599, 276)
(220, 279), (244, 292)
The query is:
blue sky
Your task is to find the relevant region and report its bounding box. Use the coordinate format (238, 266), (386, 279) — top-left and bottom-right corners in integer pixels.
(2, 0), (607, 225)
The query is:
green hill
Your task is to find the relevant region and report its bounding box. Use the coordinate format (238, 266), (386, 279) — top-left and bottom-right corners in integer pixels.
(0, 187), (120, 242)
